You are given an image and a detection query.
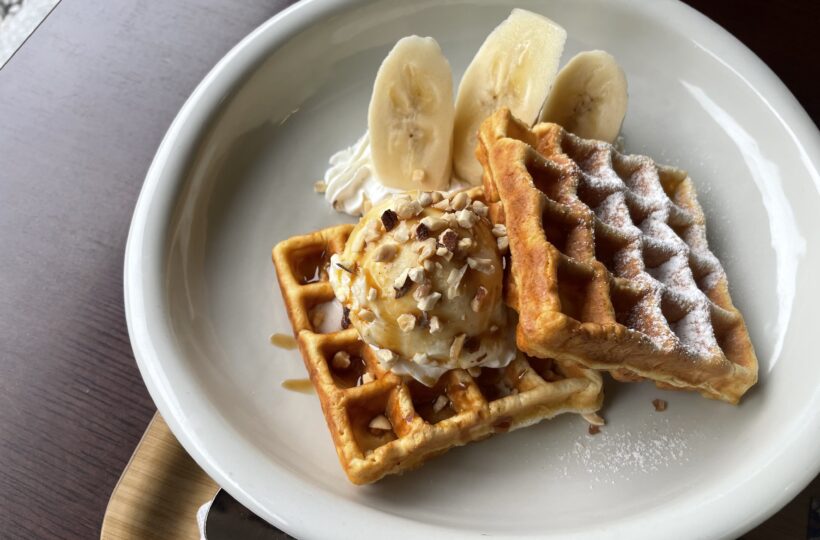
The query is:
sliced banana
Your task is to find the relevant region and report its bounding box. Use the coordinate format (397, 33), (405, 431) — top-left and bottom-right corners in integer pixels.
(368, 36), (454, 191)
(453, 9), (567, 184)
(539, 50), (628, 143)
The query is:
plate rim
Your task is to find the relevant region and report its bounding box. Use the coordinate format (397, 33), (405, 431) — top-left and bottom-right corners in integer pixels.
(124, 0), (820, 538)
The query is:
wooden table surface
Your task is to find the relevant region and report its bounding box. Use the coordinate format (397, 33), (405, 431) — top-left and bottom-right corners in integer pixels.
(0, 1), (817, 538)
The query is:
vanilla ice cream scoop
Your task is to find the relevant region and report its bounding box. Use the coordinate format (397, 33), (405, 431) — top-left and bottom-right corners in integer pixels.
(329, 189), (516, 385)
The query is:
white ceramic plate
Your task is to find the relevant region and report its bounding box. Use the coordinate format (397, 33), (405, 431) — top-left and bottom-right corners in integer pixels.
(124, 1), (820, 538)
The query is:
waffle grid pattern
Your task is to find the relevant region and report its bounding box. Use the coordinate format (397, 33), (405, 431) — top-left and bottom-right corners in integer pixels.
(272, 224), (603, 484)
(478, 109), (757, 403)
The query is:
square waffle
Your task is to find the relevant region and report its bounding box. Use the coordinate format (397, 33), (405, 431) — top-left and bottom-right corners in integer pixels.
(477, 108), (758, 404)
(272, 223), (603, 484)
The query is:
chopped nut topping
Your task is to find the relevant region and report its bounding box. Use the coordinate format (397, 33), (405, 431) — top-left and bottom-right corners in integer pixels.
(588, 424), (601, 435)
(392, 221), (411, 243)
(446, 264), (468, 287)
(435, 246), (448, 257)
(423, 259), (435, 272)
(432, 395), (449, 413)
(313, 180), (327, 193)
(380, 209), (399, 231)
(491, 224), (507, 237)
(393, 269), (412, 298)
(458, 237), (473, 252)
(431, 191), (444, 204)
(417, 291), (442, 311)
(363, 220), (382, 242)
(432, 199), (451, 211)
(435, 262), (443, 270)
(408, 267), (426, 283)
(467, 257), (494, 274)
(412, 352), (431, 365)
(497, 236), (509, 252)
(413, 283), (432, 301)
(397, 313), (416, 332)
(341, 307), (351, 329)
(450, 333), (466, 360)
(429, 316), (442, 334)
(451, 191), (470, 211)
(442, 212), (459, 228)
(366, 288), (378, 302)
(652, 399), (668, 412)
(361, 372), (375, 385)
(415, 222), (431, 241)
(396, 199), (423, 220)
(331, 351), (351, 370)
(420, 215), (446, 232)
(416, 238), (437, 261)
(490, 325), (499, 332)
(411, 169), (426, 184)
(438, 228), (458, 252)
(372, 241), (398, 262)
(471, 286), (488, 312)
(368, 414), (391, 431)
(455, 208), (478, 229)
(376, 348), (396, 366)
(358, 308), (375, 323)
(471, 200), (488, 217)
(418, 191), (433, 207)
(467, 366), (482, 377)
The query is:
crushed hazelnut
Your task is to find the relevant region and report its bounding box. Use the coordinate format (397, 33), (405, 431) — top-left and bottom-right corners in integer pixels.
(420, 215), (446, 232)
(442, 212), (459, 228)
(394, 269), (412, 298)
(376, 348), (396, 367)
(455, 208), (478, 229)
(451, 191), (470, 211)
(450, 333), (466, 360)
(652, 399), (668, 412)
(423, 259), (435, 272)
(380, 209), (399, 231)
(413, 283), (432, 301)
(429, 316), (442, 334)
(471, 200), (488, 217)
(497, 236), (509, 252)
(408, 267), (426, 283)
(432, 395), (449, 413)
(396, 199), (423, 220)
(372, 241), (398, 262)
(417, 291), (442, 311)
(392, 221), (411, 243)
(467, 257), (494, 274)
(457, 237), (473, 252)
(313, 180), (327, 193)
(412, 352), (431, 365)
(418, 191), (433, 207)
(438, 229), (458, 252)
(397, 313), (416, 332)
(415, 222), (431, 241)
(331, 351), (351, 370)
(361, 372), (375, 385)
(363, 220), (381, 242)
(368, 414), (391, 432)
(588, 424), (601, 435)
(358, 309), (376, 323)
(436, 246), (448, 257)
(432, 199), (451, 211)
(431, 191), (444, 204)
(471, 286), (488, 312)
(416, 238), (437, 261)
(491, 224), (507, 237)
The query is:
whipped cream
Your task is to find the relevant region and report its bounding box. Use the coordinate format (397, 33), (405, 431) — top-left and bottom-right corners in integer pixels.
(323, 131), (472, 216)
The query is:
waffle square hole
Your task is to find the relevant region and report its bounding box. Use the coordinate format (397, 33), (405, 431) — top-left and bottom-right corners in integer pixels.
(556, 263), (594, 322)
(611, 282), (643, 329)
(308, 299), (345, 334)
(325, 346), (368, 389)
(527, 357), (562, 382)
(406, 380), (456, 425)
(290, 245), (330, 285)
(529, 159), (568, 203)
(660, 292), (688, 326)
(594, 225), (623, 275)
(657, 167), (688, 202)
(348, 393), (398, 454)
(474, 368), (515, 403)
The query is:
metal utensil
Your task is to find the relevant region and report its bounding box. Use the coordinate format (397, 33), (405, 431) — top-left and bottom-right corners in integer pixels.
(205, 489), (292, 540)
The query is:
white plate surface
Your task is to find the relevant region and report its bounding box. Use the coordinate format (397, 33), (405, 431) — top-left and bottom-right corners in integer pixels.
(125, 1), (820, 538)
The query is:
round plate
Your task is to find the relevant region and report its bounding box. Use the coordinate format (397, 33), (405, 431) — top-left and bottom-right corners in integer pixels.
(124, 1), (820, 538)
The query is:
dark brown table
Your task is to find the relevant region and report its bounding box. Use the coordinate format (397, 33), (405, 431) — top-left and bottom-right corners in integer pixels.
(1, 1), (817, 538)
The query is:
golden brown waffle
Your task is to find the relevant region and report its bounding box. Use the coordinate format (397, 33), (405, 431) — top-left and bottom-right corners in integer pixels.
(272, 223), (603, 484)
(477, 108), (758, 404)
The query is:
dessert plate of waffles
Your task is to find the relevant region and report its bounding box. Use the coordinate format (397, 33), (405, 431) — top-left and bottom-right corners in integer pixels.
(125, 0), (820, 538)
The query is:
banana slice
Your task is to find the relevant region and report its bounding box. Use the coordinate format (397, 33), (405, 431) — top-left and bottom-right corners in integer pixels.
(539, 50), (628, 143)
(368, 36), (454, 191)
(453, 9), (566, 184)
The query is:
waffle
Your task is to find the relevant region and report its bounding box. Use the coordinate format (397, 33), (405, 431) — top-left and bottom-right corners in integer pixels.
(272, 223), (603, 484)
(477, 108), (758, 404)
